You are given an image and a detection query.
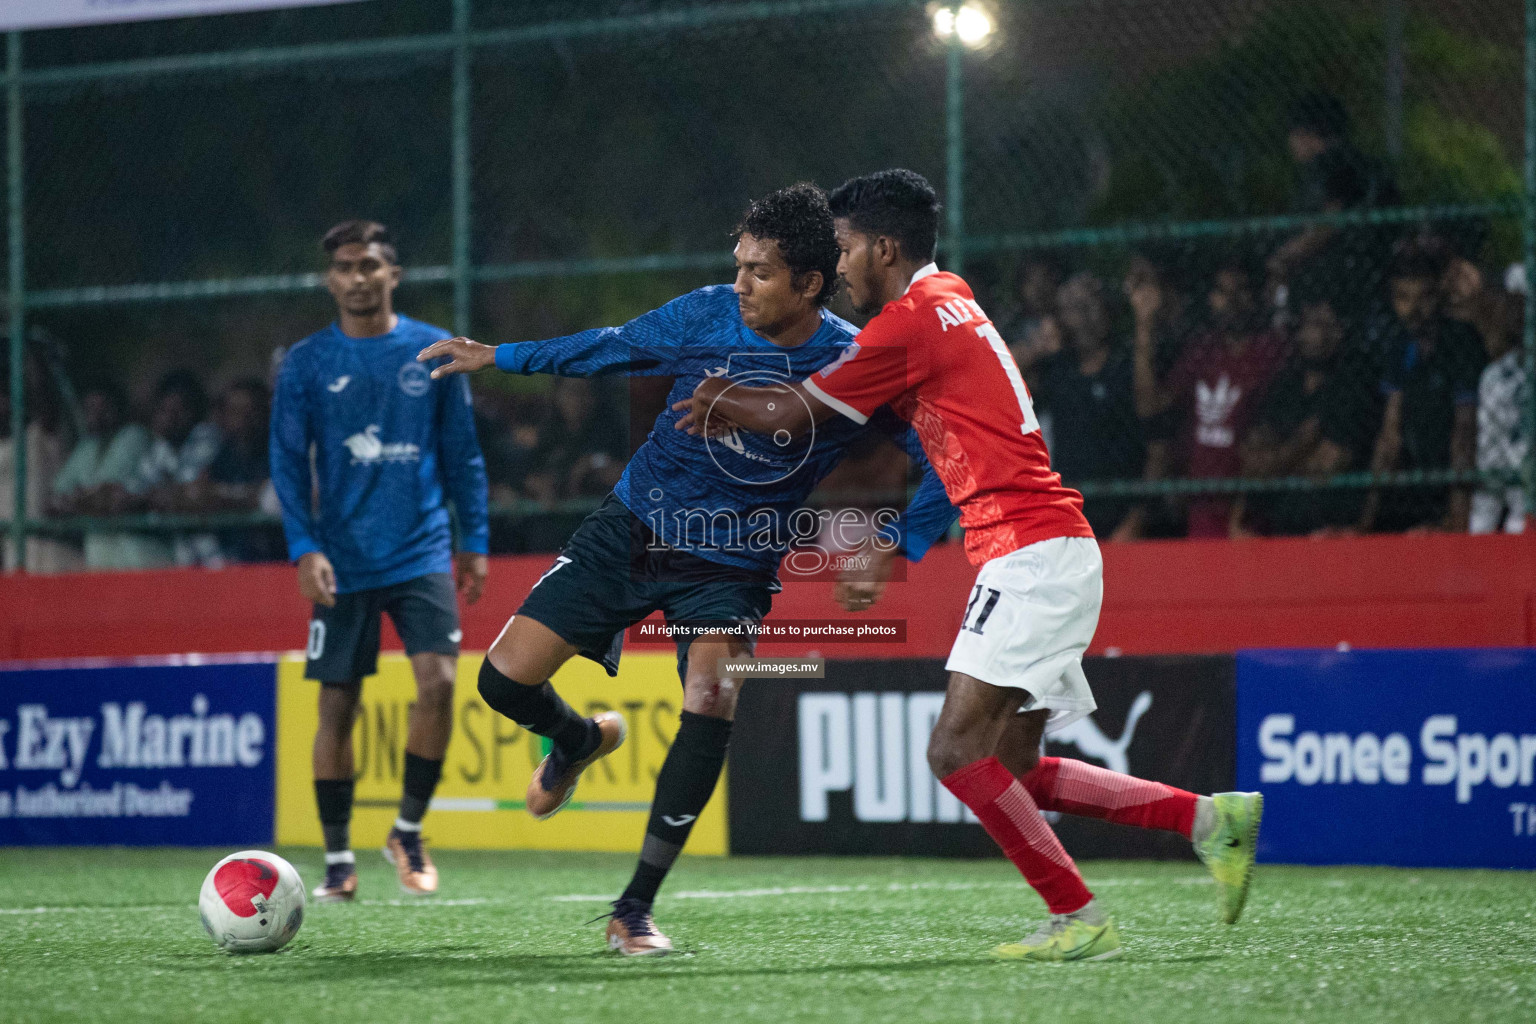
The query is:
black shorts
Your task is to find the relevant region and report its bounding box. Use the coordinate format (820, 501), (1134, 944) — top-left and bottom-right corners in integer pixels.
(515, 494), (777, 681)
(304, 572), (460, 683)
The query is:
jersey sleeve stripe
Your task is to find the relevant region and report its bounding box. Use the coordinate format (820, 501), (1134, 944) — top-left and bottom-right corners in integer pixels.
(803, 377), (870, 425)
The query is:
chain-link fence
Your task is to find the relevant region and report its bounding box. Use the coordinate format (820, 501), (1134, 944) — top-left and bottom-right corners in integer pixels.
(4, 0), (1532, 571)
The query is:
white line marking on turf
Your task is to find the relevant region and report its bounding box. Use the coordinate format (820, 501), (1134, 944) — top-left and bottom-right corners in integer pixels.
(429, 798), (498, 812)
(355, 898), (492, 907)
(1, 897), (498, 914)
(0, 905), (178, 914)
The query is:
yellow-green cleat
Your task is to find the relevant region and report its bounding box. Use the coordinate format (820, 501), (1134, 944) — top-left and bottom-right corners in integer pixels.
(1194, 791), (1263, 924)
(992, 915), (1122, 963)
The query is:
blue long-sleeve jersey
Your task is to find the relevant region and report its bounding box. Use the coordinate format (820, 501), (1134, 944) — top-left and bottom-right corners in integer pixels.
(493, 285), (958, 576)
(271, 315), (490, 594)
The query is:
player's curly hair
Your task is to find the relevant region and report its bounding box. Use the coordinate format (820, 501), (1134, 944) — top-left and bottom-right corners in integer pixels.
(735, 183), (841, 305)
(828, 169), (941, 264)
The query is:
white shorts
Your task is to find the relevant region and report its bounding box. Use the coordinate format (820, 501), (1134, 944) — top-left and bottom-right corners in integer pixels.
(944, 535), (1102, 733)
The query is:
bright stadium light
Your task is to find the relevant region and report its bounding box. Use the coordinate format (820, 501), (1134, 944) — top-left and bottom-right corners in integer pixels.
(933, 4), (994, 48)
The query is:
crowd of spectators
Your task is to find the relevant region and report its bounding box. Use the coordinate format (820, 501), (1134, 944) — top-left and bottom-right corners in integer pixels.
(1001, 231), (1528, 541)
(1, 357), (644, 570)
(993, 93), (1529, 541)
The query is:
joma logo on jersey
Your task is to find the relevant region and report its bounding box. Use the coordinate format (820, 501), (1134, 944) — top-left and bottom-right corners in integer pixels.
(935, 298), (986, 332)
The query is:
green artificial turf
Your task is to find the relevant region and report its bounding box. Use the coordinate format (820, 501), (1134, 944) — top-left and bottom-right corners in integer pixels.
(0, 848), (1532, 1023)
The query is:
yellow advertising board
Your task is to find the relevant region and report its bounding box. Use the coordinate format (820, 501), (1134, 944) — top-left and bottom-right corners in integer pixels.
(275, 652), (726, 854)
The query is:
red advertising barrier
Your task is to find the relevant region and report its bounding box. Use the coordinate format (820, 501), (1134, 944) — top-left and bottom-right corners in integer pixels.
(2, 532), (1534, 661)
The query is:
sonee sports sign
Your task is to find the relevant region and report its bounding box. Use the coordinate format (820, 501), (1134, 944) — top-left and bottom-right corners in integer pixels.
(1238, 649), (1536, 869)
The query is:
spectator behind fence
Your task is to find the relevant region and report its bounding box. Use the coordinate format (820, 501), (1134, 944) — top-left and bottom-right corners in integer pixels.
(1268, 91), (1400, 318)
(124, 369), (223, 566)
(0, 351), (75, 572)
(1361, 242), (1485, 533)
(48, 383), (153, 568)
(519, 377), (625, 505)
(471, 387), (545, 507)
(1135, 256), (1287, 537)
(1237, 277), (1381, 536)
(1018, 273), (1153, 541)
(1471, 273), (1528, 534)
(194, 378), (283, 562)
(997, 253), (1068, 355)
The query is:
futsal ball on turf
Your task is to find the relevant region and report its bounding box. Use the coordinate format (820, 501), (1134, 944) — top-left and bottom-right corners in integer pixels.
(198, 850), (305, 954)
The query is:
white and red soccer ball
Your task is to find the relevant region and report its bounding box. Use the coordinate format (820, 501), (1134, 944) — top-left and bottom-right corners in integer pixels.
(198, 850), (306, 953)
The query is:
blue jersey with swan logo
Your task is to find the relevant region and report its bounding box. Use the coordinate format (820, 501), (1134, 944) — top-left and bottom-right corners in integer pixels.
(493, 285), (957, 576)
(271, 315), (490, 594)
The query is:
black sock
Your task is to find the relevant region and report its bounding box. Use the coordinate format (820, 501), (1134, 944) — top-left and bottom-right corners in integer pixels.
(621, 711), (732, 906)
(314, 778), (355, 855)
(477, 658), (599, 761)
(396, 752), (443, 828)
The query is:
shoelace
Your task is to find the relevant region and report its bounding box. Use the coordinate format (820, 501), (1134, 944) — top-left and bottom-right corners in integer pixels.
(394, 830), (427, 874)
(588, 899), (655, 935)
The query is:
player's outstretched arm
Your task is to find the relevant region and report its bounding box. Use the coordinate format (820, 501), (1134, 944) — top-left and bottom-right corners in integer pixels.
(418, 337), (496, 379)
(671, 376), (836, 439)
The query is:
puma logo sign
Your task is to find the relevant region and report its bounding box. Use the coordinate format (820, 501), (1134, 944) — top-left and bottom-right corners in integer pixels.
(327, 375), (351, 393)
(1050, 691), (1153, 776)
(661, 815), (696, 828)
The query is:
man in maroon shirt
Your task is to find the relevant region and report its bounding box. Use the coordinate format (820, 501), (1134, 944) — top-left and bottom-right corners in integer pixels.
(1133, 257), (1287, 537)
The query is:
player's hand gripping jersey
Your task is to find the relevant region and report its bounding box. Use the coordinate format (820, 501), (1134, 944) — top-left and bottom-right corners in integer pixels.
(803, 264), (1092, 564)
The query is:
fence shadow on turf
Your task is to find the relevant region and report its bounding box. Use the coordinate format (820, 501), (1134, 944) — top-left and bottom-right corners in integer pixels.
(165, 947), (1001, 984)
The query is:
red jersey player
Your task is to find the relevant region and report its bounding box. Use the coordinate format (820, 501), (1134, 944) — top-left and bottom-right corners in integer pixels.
(677, 169), (1263, 962)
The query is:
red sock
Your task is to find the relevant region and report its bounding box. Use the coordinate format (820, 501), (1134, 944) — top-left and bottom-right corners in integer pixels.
(941, 756), (1092, 915)
(1021, 756), (1197, 837)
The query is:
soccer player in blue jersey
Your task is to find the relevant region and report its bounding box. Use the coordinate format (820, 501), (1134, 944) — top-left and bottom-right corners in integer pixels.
(419, 184), (956, 955)
(271, 221), (490, 902)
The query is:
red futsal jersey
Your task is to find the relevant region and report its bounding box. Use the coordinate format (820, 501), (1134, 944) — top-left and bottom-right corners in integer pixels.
(803, 264), (1092, 565)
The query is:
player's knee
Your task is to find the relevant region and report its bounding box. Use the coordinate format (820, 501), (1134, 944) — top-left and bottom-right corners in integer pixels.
(416, 676), (454, 718)
(682, 674), (739, 719)
(926, 728), (968, 780)
(476, 657), (540, 717)
(928, 717), (996, 779)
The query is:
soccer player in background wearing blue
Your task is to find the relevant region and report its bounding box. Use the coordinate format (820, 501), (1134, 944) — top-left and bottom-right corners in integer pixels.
(420, 184), (956, 955)
(271, 221), (490, 902)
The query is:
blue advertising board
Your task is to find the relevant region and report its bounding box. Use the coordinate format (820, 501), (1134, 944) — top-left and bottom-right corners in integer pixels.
(0, 660), (277, 845)
(1238, 649), (1536, 869)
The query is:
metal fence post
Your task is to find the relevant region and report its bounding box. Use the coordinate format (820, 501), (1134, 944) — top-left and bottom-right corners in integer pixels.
(1384, 0), (1405, 161)
(452, 0), (472, 337)
(944, 4), (964, 275)
(7, 32), (24, 571)
(1525, 0), (1535, 519)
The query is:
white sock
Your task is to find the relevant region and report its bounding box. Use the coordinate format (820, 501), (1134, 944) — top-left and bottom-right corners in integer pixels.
(1190, 795), (1217, 847)
(393, 817), (423, 833)
(1066, 898), (1108, 926)
(324, 850), (355, 866)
